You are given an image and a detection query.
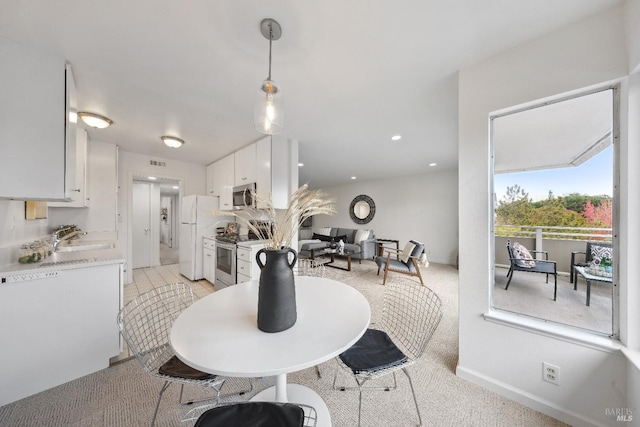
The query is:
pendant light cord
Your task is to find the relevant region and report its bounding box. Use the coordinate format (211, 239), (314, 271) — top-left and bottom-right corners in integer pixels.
(267, 25), (273, 81)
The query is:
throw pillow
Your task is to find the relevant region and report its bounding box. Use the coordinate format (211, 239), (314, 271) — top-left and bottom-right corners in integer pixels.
(400, 241), (417, 263)
(317, 227), (331, 236)
(512, 242), (535, 268)
(590, 244), (612, 265)
(312, 233), (333, 242)
(354, 229), (371, 243)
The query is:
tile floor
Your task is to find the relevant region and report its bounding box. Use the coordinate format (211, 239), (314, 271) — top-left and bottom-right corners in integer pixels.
(113, 263), (215, 364)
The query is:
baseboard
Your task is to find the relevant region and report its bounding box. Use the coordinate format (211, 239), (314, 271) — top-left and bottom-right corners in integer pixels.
(455, 365), (607, 427)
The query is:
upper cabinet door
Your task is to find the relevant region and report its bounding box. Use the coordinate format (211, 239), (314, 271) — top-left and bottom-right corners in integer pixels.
(214, 154), (235, 210)
(49, 127), (89, 208)
(0, 38), (73, 200)
(206, 164), (215, 196)
(234, 143), (257, 186)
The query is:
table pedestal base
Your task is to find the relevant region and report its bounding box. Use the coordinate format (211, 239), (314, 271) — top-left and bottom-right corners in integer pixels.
(251, 383), (331, 427)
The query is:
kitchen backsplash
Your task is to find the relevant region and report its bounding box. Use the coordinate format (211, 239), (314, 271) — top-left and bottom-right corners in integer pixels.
(0, 200), (50, 268)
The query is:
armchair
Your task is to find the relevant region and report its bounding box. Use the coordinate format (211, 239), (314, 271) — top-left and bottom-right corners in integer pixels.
(505, 240), (557, 301)
(374, 240), (425, 285)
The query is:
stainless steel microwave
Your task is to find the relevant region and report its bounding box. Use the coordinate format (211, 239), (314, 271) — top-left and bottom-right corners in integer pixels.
(232, 183), (257, 209)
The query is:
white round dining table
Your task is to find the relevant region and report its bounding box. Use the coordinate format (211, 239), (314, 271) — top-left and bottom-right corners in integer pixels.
(170, 276), (371, 427)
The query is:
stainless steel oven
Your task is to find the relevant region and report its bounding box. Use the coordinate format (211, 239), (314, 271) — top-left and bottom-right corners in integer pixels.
(215, 240), (236, 290)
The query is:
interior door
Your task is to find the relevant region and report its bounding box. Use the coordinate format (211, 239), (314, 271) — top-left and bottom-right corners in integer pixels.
(132, 182), (151, 268)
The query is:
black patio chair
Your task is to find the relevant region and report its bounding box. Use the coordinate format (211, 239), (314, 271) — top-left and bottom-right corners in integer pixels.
(505, 240), (557, 301)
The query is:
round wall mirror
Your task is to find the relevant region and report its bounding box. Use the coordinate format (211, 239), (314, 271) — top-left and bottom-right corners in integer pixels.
(349, 195), (376, 224)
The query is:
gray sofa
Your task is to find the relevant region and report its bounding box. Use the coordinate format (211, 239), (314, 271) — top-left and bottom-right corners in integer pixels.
(298, 227), (377, 261)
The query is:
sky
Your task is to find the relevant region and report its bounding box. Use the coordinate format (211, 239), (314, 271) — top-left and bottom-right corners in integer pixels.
(494, 145), (613, 203)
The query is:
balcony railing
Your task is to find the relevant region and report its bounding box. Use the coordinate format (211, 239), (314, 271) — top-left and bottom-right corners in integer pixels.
(494, 225), (612, 274)
(495, 225), (612, 241)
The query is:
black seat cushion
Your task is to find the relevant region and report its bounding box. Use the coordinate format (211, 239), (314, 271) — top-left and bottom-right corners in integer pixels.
(158, 355), (216, 380)
(195, 402), (304, 427)
(339, 328), (407, 374)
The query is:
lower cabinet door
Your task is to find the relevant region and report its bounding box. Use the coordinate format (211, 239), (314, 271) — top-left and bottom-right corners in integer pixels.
(203, 248), (215, 284)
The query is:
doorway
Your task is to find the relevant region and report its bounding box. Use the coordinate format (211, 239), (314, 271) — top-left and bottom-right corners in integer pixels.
(132, 176), (181, 268)
(159, 184), (180, 265)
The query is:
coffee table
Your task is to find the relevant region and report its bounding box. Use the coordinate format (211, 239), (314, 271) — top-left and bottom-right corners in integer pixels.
(573, 266), (613, 306)
(310, 248), (353, 271)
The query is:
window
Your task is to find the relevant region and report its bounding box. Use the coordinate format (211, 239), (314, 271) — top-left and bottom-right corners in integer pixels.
(490, 86), (619, 337)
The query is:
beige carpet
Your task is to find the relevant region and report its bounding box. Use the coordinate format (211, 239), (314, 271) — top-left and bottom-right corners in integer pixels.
(0, 261), (568, 427)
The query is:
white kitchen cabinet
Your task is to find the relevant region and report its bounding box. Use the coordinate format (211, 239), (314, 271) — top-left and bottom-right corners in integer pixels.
(234, 143), (257, 186)
(206, 163), (215, 196)
(237, 241), (265, 284)
(256, 136), (299, 209)
(49, 128), (89, 208)
(84, 141), (118, 231)
(0, 38), (76, 201)
(213, 154), (235, 210)
(0, 261), (123, 406)
(203, 237), (216, 284)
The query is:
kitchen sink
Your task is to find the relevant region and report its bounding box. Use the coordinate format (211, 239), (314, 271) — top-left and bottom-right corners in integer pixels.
(56, 242), (116, 252)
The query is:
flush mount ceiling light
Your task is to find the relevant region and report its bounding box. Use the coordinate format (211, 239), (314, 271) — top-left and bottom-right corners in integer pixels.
(161, 136), (184, 148)
(254, 18), (284, 135)
(78, 112), (113, 129)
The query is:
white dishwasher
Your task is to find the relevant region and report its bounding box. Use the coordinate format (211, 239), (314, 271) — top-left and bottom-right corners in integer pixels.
(0, 262), (122, 406)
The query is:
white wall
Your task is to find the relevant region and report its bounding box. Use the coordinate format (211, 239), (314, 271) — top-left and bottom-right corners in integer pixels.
(118, 150), (206, 283)
(315, 168), (458, 265)
(626, 0), (640, 73)
(458, 4), (637, 426)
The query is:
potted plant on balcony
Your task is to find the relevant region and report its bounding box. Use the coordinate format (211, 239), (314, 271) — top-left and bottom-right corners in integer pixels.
(600, 256), (612, 274)
(223, 184), (335, 332)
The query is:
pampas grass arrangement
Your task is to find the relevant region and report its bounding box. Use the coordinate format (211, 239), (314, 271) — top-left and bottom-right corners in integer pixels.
(221, 184), (336, 251)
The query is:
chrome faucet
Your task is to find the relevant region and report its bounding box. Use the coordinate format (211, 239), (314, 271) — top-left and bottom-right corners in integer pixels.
(51, 226), (85, 251)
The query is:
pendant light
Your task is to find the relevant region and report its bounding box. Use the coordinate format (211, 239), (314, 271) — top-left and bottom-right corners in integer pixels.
(254, 18), (284, 135)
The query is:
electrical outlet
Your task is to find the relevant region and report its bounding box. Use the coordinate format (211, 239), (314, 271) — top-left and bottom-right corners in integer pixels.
(543, 362), (560, 385)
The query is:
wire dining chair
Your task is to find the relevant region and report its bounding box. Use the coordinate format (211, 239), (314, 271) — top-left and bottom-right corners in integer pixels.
(333, 278), (443, 426)
(117, 282), (252, 426)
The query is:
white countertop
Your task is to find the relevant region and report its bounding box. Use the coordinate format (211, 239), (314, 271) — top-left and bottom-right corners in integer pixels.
(237, 239), (267, 248)
(0, 240), (124, 276)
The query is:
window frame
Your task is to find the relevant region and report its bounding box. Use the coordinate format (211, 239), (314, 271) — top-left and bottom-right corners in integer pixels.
(488, 84), (620, 340)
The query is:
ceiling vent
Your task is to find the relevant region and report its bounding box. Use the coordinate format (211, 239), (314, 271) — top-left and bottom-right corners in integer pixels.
(149, 160), (166, 167)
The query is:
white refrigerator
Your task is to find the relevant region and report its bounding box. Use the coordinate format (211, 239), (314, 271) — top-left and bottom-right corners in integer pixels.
(179, 195), (227, 280)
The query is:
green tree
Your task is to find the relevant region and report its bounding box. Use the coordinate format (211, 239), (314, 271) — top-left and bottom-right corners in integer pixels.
(495, 185), (533, 225)
(528, 198), (588, 227)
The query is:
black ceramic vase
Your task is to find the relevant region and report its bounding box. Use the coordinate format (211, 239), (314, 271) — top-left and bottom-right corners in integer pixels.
(255, 247), (298, 333)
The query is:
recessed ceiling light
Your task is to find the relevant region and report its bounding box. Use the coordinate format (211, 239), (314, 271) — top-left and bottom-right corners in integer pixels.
(429, 163), (437, 167)
(161, 136), (184, 148)
(78, 112), (113, 129)
(351, 176), (357, 180)
(298, 163), (304, 167)
(148, 176), (157, 180)
(172, 186), (179, 189)
(391, 135), (402, 141)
